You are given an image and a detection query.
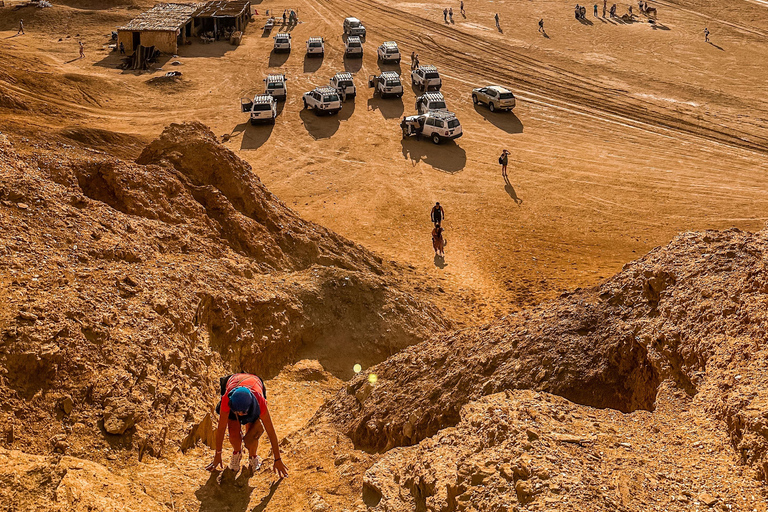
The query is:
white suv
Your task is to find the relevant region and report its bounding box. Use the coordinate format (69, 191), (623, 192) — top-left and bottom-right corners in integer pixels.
(345, 35), (363, 57)
(273, 33), (291, 53)
(415, 92), (447, 114)
(472, 85), (516, 112)
(241, 95), (277, 124)
(306, 37), (324, 56)
(377, 41), (401, 64)
(343, 17), (366, 37)
(330, 72), (356, 99)
(303, 86), (343, 115)
(264, 74), (287, 100)
(411, 65), (442, 91)
(402, 111), (462, 144)
(368, 72), (403, 98)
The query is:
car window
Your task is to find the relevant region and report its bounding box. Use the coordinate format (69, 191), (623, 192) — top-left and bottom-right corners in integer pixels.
(447, 119), (460, 128)
(488, 90), (497, 97)
(309, 42), (322, 47)
(435, 120), (445, 128)
(386, 79), (401, 87)
(499, 93), (515, 99)
(252, 103), (272, 111)
(323, 94), (339, 102)
(431, 101), (446, 109)
(425, 72), (439, 79)
(349, 41), (361, 47)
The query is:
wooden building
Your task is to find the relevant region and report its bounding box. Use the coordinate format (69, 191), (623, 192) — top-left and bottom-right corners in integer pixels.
(193, 1), (251, 38)
(117, 3), (198, 54)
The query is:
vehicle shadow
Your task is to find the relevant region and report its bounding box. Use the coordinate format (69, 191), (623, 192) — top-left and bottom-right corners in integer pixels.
(303, 54), (323, 73)
(339, 97), (356, 121)
(300, 108), (340, 139)
(474, 104), (523, 134)
(269, 50), (289, 67)
(240, 122), (275, 150)
(377, 60), (402, 74)
(400, 138), (467, 174)
(367, 96), (404, 119)
(344, 55), (363, 73)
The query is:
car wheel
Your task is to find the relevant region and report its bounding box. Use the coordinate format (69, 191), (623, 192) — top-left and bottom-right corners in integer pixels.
(432, 133), (441, 144)
(472, 95), (479, 104)
(396, 58), (401, 64)
(249, 119), (256, 126)
(489, 102), (496, 112)
(269, 117), (276, 125)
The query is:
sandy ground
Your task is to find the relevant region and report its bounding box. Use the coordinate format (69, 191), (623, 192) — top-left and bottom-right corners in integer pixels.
(3, 0), (768, 324)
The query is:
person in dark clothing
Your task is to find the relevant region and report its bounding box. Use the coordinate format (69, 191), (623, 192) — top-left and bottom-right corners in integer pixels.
(119, 42), (125, 55)
(499, 149), (510, 178)
(18, 19), (24, 35)
(538, 19), (544, 32)
(431, 202), (445, 226)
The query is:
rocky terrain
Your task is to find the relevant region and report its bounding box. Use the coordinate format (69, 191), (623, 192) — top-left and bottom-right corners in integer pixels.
(0, 122), (448, 466)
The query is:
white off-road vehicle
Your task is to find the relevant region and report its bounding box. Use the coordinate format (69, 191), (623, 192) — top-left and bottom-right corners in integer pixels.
(402, 110), (462, 144)
(273, 33), (291, 53)
(415, 92), (447, 114)
(264, 74), (287, 100)
(368, 71), (403, 98)
(343, 17), (366, 37)
(377, 41), (401, 64)
(303, 86), (342, 115)
(241, 94), (278, 124)
(472, 85), (516, 112)
(344, 35), (363, 57)
(411, 65), (442, 91)
(330, 72), (356, 99)
(306, 37), (325, 56)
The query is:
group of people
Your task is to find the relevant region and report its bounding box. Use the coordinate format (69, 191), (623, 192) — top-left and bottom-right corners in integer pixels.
(430, 203), (446, 257)
(443, 7), (454, 23)
(281, 9), (298, 25)
(410, 51), (420, 70)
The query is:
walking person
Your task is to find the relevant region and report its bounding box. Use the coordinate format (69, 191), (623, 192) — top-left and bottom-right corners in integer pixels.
(79, 41), (85, 59)
(495, 12), (500, 30)
(538, 18), (544, 32)
(449, 7), (454, 22)
(499, 149), (510, 178)
(603, 0), (607, 16)
(430, 202), (445, 226)
(205, 373), (289, 478)
(460, 0), (465, 15)
(443, 7), (448, 22)
(17, 19), (24, 35)
(432, 223), (445, 258)
(704, 27), (709, 42)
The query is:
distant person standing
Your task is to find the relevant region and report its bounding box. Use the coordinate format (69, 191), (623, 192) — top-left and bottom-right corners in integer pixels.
(603, 0), (607, 16)
(594, 3), (598, 16)
(460, 0), (465, 15)
(449, 7), (454, 22)
(431, 202), (445, 226)
(538, 18), (544, 32)
(119, 42), (125, 55)
(495, 12), (500, 29)
(282, 10), (286, 24)
(17, 19), (24, 35)
(704, 27), (710, 42)
(499, 149), (510, 178)
(443, 7), (448, 22)
(79, 41), (85, 59)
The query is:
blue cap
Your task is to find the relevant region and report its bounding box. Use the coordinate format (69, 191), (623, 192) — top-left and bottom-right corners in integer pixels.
(228, 387), (255, 414)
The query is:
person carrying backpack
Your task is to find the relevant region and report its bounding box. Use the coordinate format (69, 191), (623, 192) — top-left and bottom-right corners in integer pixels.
(205, 373), (288, 478)
(499, 149), (510, 178)
(431, 202), (445, 226)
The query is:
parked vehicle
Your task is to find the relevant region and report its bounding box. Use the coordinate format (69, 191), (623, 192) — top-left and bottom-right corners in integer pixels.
(415, 92), (447, 114)
(273, 33), (291, 53)
(303, 86), (343, 115)
(343, 17), (366, 37)
(472, 85), (516, 112)
(330, 72), (356, 99)
(377, 41), (401, 64)
(345, 35), (363, 57)
(368, 71), (404, 98)
(264, 74), (287, 100)
(402, 110), (462, 144)
(411, 65), (442, 91)
(241, 94), (278, 124)
(306, 37), (325, 56)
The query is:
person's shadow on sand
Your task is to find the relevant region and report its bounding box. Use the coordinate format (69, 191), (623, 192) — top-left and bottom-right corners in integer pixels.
(434, 254), (447, 268)
(504, 176), (523, 206)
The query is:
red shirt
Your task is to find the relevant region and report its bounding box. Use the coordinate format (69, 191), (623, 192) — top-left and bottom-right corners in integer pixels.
(220, 373), (267, 420)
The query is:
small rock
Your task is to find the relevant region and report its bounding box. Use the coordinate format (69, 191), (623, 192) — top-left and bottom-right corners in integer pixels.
(18, 311), (38, 322)
(526, 429), (539, 441)
(17, 203), (28, 210)
(61, 395), (74, 415)
(102, 397), (137, 435)
(355, 382), (374, 404)
(515, 479), (536, 504)
(698, 493), (717, 507)
(308, 492), (330, 512)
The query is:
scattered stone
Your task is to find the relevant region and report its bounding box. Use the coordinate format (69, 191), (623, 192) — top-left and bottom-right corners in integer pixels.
(61, 395), (74, 415)
(308, 492), (330, 512)
(698, 493), (717, 507)
(102, 397), (137, 435)
(17, 311), (38, 322)
(17, 203), (28, 210)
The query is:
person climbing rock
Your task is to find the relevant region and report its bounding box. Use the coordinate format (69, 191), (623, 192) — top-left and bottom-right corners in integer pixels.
(205, 373), (289, 478)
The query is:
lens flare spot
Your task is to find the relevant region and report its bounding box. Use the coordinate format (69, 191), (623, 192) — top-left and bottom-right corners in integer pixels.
(368, 373), (378, 384)
(353, 364), (362, 373)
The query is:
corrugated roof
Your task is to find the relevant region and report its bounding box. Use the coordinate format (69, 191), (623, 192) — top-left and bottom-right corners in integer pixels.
(194, 0), (250, 18)
(119, 3), (198, 32)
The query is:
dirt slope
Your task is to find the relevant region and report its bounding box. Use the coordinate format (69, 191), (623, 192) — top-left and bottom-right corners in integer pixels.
(0, 123), (447, 461)
(319, 226), (768, 485)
